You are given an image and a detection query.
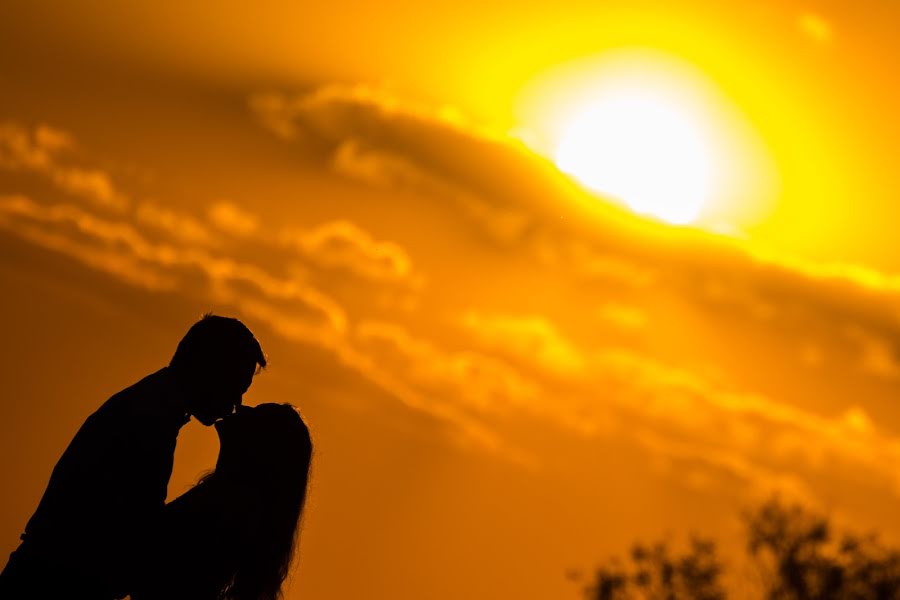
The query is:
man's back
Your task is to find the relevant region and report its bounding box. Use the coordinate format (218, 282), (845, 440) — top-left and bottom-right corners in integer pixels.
(0, 368), (188, 599)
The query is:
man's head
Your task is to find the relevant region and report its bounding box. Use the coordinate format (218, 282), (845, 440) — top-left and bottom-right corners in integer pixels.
(169, 314), (266, 426)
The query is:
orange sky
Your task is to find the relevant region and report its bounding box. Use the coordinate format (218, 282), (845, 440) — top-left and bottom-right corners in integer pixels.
(3, 2), (900, 599)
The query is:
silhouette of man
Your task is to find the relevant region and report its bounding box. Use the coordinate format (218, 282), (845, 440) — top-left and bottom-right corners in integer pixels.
(0, 314), (266, 599)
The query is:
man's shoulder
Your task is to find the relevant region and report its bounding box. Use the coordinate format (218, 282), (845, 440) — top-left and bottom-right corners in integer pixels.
(93, 367), (185, 430)
(107, 367), (172, 402)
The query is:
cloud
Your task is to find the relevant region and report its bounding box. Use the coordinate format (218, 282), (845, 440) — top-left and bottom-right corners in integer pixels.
(459, 311), (585, 376)
(332, 333), (519, 460)
(208, 201), (260, 238)
(32, 125), (73, 154)
(455, 196), (534, 245)
(339, 308), (900, 498)
(0, 122), (423, 296)
(633, 429), (819, 506)
(353, 319), (620, 444)
(597, 303), (647, 331)
(844, 325), (900, 379)
(538, 237), (656, 287)
(0, 195), (176, 291)
(250, 85), (562, 246)
(0, 194), (346, 336)
(0, 195), (178, 265)
(51, 167), (126, 211)
(586, 348), (900, 502)
(0, 122), (129, 211)
(328, 137), (536, 246)
(250, 85), (477, 144)
(280, 219), (421, 287)
(357, 320), (541, 416)
(136, 201), (216, 246)
(330, 138), (431, 191)
(0, 123), (64, 170)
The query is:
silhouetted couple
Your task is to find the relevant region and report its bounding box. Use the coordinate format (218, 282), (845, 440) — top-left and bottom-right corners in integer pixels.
(0, 315), (312, 599)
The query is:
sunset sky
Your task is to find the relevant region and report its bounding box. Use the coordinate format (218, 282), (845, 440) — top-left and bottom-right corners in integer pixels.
(3, 2), (900, 599)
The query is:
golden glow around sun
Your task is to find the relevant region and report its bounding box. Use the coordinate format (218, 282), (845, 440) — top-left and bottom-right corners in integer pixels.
(555, 90), (713, 224)
(514, 50), (779, 231)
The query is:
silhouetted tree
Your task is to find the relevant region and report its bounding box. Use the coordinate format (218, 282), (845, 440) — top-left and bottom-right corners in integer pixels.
(577, 499), (900, 600)
(745, 498), (900, 600)
(582, 537), (725, 600)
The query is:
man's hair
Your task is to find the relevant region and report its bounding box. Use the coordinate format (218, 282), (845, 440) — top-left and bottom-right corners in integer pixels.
(170, 313), (267, 374)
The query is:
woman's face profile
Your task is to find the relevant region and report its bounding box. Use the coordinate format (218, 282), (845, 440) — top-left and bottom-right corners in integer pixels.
(213, 405), (258, 471)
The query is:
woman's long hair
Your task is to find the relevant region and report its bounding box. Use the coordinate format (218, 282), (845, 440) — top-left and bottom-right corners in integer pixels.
(212, 403), (313, 600)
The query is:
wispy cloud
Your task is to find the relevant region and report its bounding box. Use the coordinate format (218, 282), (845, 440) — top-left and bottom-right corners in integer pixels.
(0, 123), (129, 211)
(208, 201), (260, 238)
(843, 325), (900, 380)
(0, 194), (347, 336)
(460, 311), (585, 376)
(280, 219), (422, 287)
(250, 85), (559, 246)
(586, 348), (900, 503)
(357, 320), (541, 415)
(597, 303), (648, 331)
(136, 201), (216, 246)
(250, 85), (479, 145)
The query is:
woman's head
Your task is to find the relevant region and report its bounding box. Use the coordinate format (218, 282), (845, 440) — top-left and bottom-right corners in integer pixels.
(213, 403), (312, 600)
(215, 404), (310, 479)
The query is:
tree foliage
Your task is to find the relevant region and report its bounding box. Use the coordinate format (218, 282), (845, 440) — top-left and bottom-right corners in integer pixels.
(578, 499), (900, 600)
(746, 499), (900, 600)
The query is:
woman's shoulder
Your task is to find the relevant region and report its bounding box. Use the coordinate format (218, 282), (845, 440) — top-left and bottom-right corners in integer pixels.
(132, 486), (242, 600)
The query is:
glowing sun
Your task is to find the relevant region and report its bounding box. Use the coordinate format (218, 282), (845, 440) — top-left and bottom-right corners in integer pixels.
(555, 90), (714, 224)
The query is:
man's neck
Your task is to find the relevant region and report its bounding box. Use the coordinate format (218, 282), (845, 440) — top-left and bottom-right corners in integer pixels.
(158, 366), (192, 428)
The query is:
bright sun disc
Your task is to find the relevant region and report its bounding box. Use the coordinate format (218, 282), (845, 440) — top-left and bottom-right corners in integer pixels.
(555, 91), (713, 224)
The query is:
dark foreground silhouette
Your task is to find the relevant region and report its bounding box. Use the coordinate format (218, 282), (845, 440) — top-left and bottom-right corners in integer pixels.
(574, 498), (900, 600)
(0, 314), (268, 599)
(132, 403), (312, 600)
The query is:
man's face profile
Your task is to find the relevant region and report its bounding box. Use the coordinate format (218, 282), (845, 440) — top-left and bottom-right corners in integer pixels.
(185, 358), (256, 426)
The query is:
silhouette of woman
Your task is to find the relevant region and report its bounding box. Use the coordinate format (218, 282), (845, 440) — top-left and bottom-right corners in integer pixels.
(131, 403), (312, 600)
